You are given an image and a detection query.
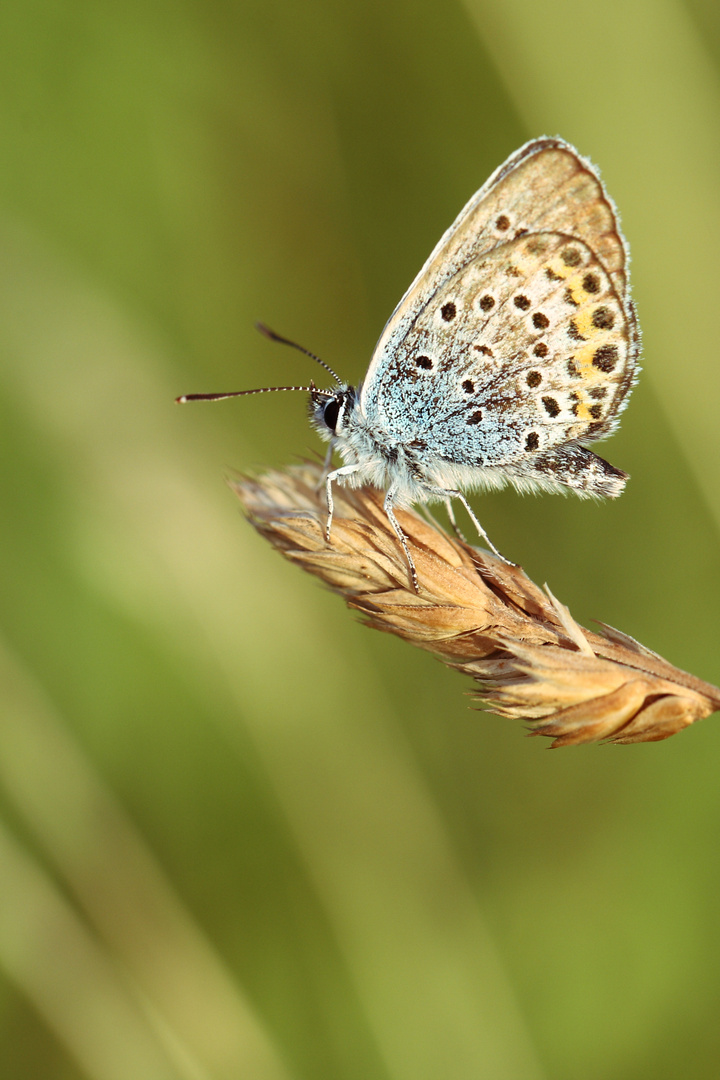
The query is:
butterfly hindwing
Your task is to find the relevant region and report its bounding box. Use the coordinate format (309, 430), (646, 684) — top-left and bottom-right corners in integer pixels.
(367, 231), (635, 467)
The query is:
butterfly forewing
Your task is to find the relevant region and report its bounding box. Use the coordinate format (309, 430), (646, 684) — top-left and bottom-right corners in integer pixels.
(362, 140), (634, 425)
(356, 137), (638, 485)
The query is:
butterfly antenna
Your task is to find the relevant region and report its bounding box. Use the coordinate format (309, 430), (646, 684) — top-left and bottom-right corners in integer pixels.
(176, 384), (314, 404)
(255, 322), (342, 385)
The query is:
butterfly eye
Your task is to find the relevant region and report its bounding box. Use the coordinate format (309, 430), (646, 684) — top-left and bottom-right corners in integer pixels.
(323, 398), (340, 432)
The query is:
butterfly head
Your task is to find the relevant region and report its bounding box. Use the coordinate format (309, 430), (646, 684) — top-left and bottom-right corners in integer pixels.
(310, 384), (356, 439)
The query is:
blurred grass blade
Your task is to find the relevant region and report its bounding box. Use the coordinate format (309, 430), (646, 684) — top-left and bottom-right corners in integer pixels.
(0, 818), (188, 1080)
(0, 638), (294, 1080)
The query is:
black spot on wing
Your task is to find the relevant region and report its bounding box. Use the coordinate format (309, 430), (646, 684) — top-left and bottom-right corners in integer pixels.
(592, 306), (615, 330)
(592, 344), (619, 372)
(561, 247), (582, 267)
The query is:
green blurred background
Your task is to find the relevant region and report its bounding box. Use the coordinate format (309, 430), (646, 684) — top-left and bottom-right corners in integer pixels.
(2, 1), (720, 1077)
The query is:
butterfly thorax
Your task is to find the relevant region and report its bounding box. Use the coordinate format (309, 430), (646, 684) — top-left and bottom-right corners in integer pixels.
(311, 382), (461, 504)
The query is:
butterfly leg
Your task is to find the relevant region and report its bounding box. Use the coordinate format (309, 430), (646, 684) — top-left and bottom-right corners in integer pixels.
(384, 486), (419, 593)
(429, 488), (513, 565)
(316, 439), (335, 490)
(324, 464), (366, 541)
(444, 497), (468, 543)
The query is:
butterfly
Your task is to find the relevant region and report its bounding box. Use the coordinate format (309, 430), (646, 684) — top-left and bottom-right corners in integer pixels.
(179, 137), (639, 591)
